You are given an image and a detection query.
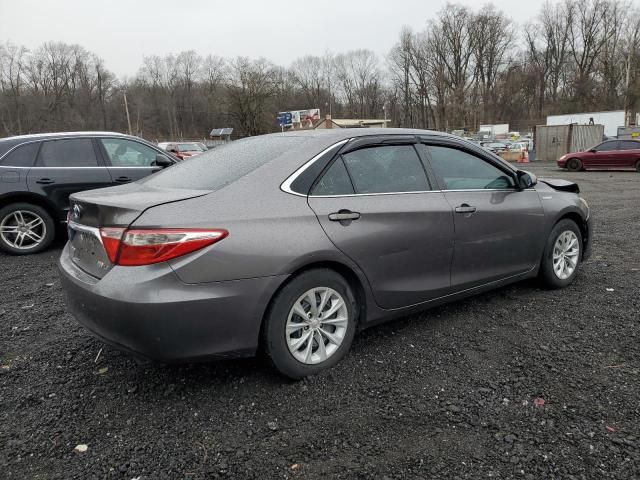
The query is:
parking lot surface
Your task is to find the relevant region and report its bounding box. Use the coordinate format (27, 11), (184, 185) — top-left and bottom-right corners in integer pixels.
(1, 163), (639, 479)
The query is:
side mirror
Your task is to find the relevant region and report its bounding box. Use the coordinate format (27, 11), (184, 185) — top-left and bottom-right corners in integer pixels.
(154, 154), (173, 168)
(588, 149), (596, 153)
(517, 170), (537, 189)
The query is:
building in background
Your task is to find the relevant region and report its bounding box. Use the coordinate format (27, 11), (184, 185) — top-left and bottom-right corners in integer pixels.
(546, 110), (624, 138)
(313, 116), (390, 129)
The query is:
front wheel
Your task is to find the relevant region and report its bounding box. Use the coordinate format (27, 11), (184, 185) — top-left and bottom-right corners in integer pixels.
(539, 219), (583, 289)
(263, 269), (357, 379)
(635, 160), (640, 172)
(0, 203), (55, 255)
(566, 158), (583, 171)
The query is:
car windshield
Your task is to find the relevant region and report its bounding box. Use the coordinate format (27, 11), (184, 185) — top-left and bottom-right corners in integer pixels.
(178, 143), (205, 152)
(141, 136), (308, 191)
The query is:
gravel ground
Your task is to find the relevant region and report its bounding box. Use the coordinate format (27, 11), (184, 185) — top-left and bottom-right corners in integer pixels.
(1, 163), (639, 479)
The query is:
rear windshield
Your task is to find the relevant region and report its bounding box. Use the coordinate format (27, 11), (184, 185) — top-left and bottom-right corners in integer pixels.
(141, 136), (307, 190)
(178, 143), (205, 152)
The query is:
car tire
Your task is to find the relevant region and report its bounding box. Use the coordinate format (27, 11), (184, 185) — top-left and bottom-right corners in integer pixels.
(539, 219), (583, 289)
(635, 160), (640, 172)
(0, 203), (56, 255)
(263, 269), (357, 379)
(566, 158), (582, 171)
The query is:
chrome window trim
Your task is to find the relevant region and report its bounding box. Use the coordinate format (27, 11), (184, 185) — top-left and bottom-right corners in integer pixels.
(280, 139), (349, 197)
(308, 188), (534, 199)
(0, 134), (165, 165)
(0, 166), (154, 169)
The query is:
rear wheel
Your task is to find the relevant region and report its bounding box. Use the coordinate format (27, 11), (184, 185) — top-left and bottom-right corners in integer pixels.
(566, 158), (583, 171)
(539, 219), (582, 289)
(0, 203), (55, 255)
(263, 269), (357, 379)
(635, 160), (640, 172)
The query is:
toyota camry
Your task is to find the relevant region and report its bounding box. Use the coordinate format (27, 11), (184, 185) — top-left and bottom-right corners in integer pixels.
(59, 129), (592, 379)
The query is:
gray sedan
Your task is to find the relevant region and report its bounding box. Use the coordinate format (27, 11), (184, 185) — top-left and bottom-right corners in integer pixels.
(59, 129), (592, 379)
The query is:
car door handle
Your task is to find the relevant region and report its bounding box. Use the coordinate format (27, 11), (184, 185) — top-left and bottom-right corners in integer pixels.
(328, 211), (361, 221)
(115, 176), (132, 183)
(35, 178), (55, 185)
(455, 204), (477, 214)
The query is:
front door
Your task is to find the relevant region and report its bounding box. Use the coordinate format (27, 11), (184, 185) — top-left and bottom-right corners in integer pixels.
(587, 140), (619, 168)
(96, 137), (163, 184)
(27, 138), (112, 221)
(308, 142), (454, 309)
(421, 143), (546, 290)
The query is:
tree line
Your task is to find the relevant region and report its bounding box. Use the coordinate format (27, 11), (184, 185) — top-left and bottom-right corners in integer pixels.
(1, 0), (639, 140)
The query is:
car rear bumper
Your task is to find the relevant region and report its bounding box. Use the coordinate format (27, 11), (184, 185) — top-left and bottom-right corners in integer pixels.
(58, 243), (287, 362)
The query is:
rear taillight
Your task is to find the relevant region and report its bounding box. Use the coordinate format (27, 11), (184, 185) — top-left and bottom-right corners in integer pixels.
(99, 228), (228, 266)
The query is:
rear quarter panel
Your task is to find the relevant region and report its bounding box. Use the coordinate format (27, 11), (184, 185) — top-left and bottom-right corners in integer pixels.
(133, 175), (353, 284)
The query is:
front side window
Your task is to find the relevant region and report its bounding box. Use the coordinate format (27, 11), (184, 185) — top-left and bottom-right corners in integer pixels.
(594, 141), (619, 152)
(340, 145), (430, 194)
(426, 145), (515, 190)
(100, 138), (159, 167)
(38, 139), (99, 167)
(312, 158), (354, 196)
(1, 142), (40, 167)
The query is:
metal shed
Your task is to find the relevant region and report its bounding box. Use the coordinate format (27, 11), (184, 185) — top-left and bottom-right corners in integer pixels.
(535, 124), (604, 161)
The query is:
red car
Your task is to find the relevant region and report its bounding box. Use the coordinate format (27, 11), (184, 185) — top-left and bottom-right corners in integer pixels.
(558, 139), (640, 171)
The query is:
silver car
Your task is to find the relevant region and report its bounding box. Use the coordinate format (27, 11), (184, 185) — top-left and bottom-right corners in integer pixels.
(59, 129), (592, 379)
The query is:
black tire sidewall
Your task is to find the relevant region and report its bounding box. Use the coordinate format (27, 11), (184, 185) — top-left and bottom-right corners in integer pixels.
(567, 159), (582, 171)
(264, 269), (357, 379)
(0, 203), (56, 255)
(540, 219), (582, 289)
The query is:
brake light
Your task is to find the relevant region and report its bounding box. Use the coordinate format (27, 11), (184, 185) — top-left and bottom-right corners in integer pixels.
(100, 227), (126, 263)
(99, 228), (228, 266)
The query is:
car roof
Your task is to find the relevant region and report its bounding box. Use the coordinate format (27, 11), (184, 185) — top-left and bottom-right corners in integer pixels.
(0, 131), (146, 157)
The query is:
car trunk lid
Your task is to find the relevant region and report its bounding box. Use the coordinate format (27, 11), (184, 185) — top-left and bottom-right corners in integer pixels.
(67, 184), (210, 278)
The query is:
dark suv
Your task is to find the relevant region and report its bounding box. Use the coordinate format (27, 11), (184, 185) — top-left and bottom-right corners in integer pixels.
(0, 132), (175, 254)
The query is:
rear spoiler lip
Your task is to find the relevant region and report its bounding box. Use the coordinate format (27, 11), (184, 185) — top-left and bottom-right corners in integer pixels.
(539, 178), (580, 194)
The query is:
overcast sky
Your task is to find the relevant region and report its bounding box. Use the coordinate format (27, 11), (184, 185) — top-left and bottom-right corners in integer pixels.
(1, 0), (542, 78)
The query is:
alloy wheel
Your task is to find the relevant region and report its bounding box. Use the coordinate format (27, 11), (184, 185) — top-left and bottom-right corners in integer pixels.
(0, 210), (47, 250)
(285, 287), (349, 365)
(552, 230), (580, 280)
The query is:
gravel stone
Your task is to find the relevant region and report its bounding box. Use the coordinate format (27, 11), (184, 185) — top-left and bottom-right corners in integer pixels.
(0, 164), (639, 479)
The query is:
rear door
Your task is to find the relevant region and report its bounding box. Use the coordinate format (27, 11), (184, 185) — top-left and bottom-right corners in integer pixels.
(0, 141), (40, 193)
(421, 142), (546, 290)
(27, 138), (111, 221)
(308, 139), (455, 309)
(97, 137), (164, 184)
(618, 141), (640, 168)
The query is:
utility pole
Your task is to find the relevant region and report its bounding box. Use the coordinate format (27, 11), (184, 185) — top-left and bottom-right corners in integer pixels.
(123, 91), (132, 135)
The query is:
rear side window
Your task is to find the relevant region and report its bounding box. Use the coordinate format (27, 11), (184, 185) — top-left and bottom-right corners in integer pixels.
(620, 141), (640, 150)
(38, 139), (99, 167)
(0, 142), (40, 167)
(341, 145), (430, 194)
(142, 136), (307, 190)
(312, 158), (354, 195)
